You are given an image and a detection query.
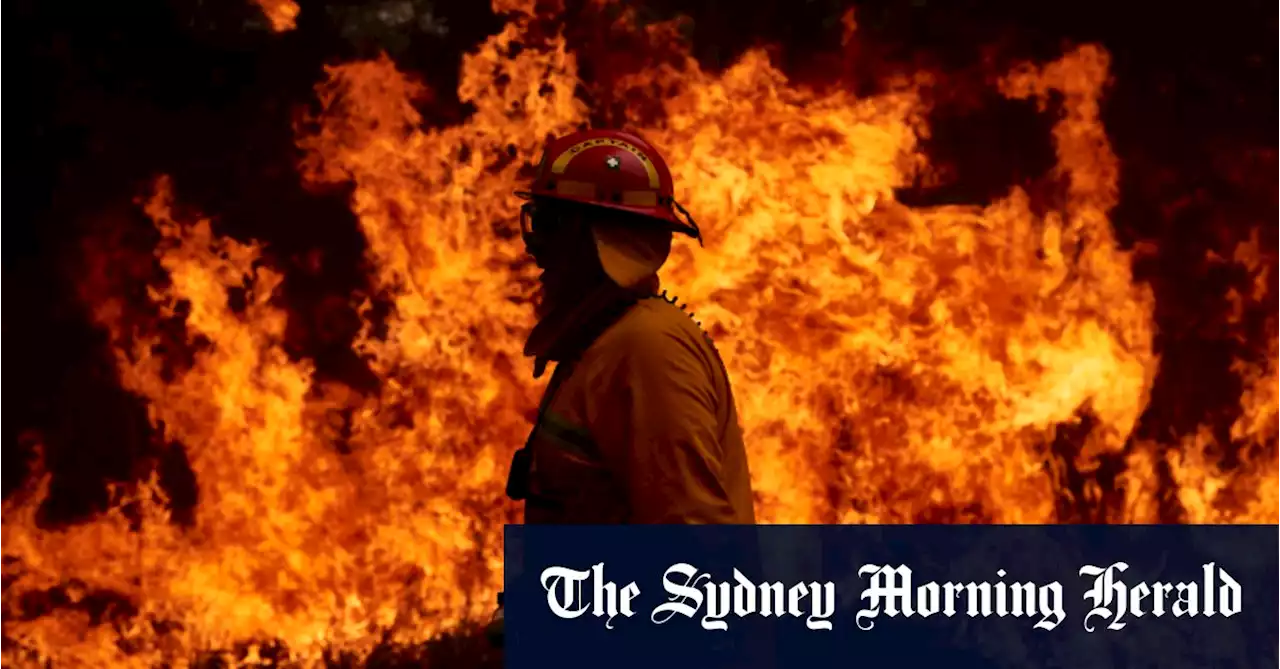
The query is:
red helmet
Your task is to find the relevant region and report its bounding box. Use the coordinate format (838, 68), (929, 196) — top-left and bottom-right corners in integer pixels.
(518, 129), (702, 243)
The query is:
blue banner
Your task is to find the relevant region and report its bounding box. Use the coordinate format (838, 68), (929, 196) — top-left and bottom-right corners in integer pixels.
(503, 525), (1277, 669)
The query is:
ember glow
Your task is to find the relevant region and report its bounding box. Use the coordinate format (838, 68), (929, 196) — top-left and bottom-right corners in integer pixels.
(3, 1), (1275, 666)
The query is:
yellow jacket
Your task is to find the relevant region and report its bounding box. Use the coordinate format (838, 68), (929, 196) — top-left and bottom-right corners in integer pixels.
(515, 295), (756, 524)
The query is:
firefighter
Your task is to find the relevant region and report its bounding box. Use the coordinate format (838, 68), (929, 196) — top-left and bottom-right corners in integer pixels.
(504, 128), (757, 525)
(489, 130), (759, 652)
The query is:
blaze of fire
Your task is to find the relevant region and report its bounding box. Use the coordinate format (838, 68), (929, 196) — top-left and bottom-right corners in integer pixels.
(254, 0), (299, 32)
(3, 2), (1276, 666)
(1158, 230), (1280, 524)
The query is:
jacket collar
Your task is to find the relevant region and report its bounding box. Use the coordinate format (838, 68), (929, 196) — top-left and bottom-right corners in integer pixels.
(524, 275), (659, 378)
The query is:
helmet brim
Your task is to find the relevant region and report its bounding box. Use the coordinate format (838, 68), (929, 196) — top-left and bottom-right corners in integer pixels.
(514, 190), (701, 239)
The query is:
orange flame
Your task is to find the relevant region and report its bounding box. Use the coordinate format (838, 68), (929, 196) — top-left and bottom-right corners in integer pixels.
(254, 0), (299, 32)
(1158, 228), (1279, 523)
(3, 1), (1275, 665)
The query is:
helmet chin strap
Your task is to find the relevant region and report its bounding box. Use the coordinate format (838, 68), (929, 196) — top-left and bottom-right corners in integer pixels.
(667, 198), (703, 246)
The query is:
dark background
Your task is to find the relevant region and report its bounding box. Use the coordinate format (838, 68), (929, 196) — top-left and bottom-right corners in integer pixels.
(5, 0), (1277, 524)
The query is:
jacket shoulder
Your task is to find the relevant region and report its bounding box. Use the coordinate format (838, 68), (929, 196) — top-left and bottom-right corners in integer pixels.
(584, 296), (718, 368)
(603, 296), (702, 344)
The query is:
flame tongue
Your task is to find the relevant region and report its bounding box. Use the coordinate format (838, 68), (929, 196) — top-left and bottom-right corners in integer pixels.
(2, 3), (1275, 666)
